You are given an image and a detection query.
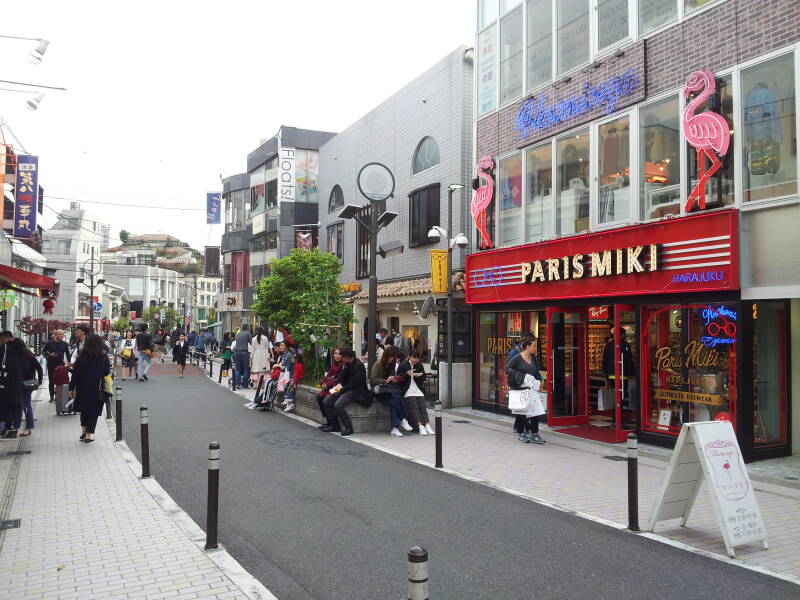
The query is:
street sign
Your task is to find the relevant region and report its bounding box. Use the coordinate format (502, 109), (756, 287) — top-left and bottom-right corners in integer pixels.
(430, 249), (448, 294)
(648, 421), (768, 557)
(0, 290), (16, 310)
(93, 302), (103, 313)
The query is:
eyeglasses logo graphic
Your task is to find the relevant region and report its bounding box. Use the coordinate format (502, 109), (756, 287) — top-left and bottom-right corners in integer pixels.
(701, 305), (737, 348)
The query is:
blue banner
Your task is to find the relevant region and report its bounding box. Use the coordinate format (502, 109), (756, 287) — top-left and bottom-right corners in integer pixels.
(206, 192), (221, 224)
(13, 155), (39, 238)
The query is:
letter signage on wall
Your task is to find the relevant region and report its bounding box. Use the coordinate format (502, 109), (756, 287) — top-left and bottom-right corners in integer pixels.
(206, 192), (221, 224)
(13, 155), (39, 238)
(279, 146), (296, 202)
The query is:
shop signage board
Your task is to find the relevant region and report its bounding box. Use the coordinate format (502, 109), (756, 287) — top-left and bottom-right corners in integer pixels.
(465, 210), (739, 304)
(648, 421), (768, 557)
(206, 192), (221, 224)
(13, 155), (39, 238)
(430, 249), (448, 294)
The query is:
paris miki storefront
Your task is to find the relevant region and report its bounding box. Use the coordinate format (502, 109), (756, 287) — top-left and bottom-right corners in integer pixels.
(465, 210), (793, 461)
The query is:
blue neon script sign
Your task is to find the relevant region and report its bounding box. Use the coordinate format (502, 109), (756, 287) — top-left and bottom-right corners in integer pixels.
(702, 305), (737, 348)
(515, 69), (640, 140)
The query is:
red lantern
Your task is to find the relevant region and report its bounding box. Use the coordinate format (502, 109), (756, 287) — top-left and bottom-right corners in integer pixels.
(42, 298), (55, 315)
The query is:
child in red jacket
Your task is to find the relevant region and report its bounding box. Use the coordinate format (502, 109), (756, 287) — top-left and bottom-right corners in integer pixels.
(283, 353), (304, 412)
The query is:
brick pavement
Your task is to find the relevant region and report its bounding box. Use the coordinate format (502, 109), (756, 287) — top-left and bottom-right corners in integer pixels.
(0, 387), (273, 600)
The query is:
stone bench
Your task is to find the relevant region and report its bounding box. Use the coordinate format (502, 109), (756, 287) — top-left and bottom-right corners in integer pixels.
(294, 384), (391, 433)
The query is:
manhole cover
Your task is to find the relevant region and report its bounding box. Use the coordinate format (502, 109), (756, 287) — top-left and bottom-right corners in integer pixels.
(0, 519), (20, 530)
(452, 420), (472, 424)
(602, 455), (627, 461)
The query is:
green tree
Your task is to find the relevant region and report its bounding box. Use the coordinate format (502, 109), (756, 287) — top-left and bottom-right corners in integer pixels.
(119, 229), (130, 244)
(111, 316), (130, 333)
(252, 248), (352, 378)
(141, 306), (180, 331)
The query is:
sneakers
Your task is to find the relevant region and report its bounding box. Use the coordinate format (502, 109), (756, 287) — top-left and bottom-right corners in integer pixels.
(418, 427), (428, 436)
(529, 433), (546, 444)
(425, 424), (435, 435)
(2, 429), (18, 439)
(246, 403), (257, 410)
(390, 427), (404, 437)
(400, 419), (413, 432)
(518, 433), (531, 443)
(283, 403), (295, 412)
(143, 374), (149, 381)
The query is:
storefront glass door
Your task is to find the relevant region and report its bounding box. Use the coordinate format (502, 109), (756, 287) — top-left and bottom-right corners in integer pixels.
(547, 307), (589, 425)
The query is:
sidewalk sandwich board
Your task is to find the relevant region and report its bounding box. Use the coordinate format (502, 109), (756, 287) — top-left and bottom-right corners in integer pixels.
(648, 421), (767, 557)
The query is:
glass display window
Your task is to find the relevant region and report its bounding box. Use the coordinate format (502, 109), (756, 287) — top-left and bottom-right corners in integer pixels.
(640, 95), (681, 220)
(556, 130), (590, 235)
(500, 5), (523, 105)
(642, 303), (738, 436)
(525, 143), (554, 241)
(751, 301), (789, 448)
(498, 153), (523, 246)
(597, 115), (632, 225)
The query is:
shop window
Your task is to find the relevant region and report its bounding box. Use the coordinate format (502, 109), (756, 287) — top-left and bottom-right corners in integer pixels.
(477, 25), (498, 116)
(597, 115), (631, 225)
(598, 0), (629, 51)
(265, 231), (278, 250)
(499, 5), (523, 105)
(409, 184), (441, 247)
(751, 301), (788, 448)
(557, 0), (589, 76)
(640, 95), (681, 220)
(526, 0), (552, 91)
(326, 222), (344, 261)
(686, 74), (735, 209)
(328, 185), (344, 213)
(556, 130), (590, 235)
(639, 0), (677, 35)
(741, 53), (797, 203)
(498, 154), (522, 246)
(525, 143), (553, 241)
(266, 180), (277, 209)
(642, 304), (737, 436)
(412, 137), (441, 175)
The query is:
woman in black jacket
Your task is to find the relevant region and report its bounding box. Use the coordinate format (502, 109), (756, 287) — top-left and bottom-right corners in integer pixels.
(0, 333), (24, 438)
(10, 339), (42, 438)
(172, 333), (189, 378)
(398, 350), (433, 435)
(505, 339), (545, 444)
(69, 334), (110, 443)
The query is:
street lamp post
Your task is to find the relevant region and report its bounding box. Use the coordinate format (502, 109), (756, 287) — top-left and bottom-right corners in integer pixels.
(76, 247), (104, 333)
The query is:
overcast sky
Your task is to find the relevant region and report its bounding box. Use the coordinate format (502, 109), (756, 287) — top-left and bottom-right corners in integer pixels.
(2, 1), (474, 251)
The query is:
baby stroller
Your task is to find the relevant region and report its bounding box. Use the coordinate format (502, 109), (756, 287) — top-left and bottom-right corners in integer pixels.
(255, 366), (281, 412)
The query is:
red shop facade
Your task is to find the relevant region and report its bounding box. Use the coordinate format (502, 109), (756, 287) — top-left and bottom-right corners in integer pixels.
(465, 209), (789, 461)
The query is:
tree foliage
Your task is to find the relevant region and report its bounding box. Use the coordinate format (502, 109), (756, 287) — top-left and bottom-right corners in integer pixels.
(140, 306), (181, 331)
(112, 316), (130, 333)
(252, 248), (351, 354)
(119, 229), (130, 244)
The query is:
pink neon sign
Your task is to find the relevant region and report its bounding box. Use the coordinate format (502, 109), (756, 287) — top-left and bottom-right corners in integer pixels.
(682, 70), (731, 212)
(472, 155), (495, 249)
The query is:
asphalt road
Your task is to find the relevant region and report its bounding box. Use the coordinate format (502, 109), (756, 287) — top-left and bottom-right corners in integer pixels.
(118, 369), (799, 600)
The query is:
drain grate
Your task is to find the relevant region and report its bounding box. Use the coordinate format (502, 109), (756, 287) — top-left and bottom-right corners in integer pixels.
(451, 420), (472, 424)
(6, 451), (31, 456)
(0, 519), (20, 530)
(602, 455), (627, 461)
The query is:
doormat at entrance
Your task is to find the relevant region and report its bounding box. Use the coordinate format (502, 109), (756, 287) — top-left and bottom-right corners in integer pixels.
(553, 425), (628, 444)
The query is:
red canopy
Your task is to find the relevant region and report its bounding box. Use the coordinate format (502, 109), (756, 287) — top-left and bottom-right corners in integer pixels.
(0, 264), (59, 297)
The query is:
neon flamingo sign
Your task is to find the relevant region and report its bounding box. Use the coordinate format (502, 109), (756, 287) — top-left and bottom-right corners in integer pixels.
(682, 70), (731, 212)
(472, 155), (495, 249)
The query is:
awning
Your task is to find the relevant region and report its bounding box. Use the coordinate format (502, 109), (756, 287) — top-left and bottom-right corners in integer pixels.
(0, 264), (59, 297)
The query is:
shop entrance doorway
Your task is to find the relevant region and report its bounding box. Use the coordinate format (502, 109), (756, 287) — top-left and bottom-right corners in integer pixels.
(546, 307), (589, 426)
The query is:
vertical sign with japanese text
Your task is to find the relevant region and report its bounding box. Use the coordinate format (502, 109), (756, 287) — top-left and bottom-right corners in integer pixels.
(206, 192), (221, 224)
(13, 155), (39, 238)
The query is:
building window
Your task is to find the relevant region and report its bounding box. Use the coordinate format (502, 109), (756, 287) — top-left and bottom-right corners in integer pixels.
(741, 53), (797, 203)
(326, 222), (344, 261)
(329, 185), (344, 213)
(478, 25), (498, 116)
(525, 143), (553, 242)
(413, 137), (441, 175)
(266, 180), (277, 208)
(639, 0), (677, 35)
(751, 301), (789, 448)
(409, 184), (441, 248)
(556, 130), (590, 236)
(526, 0), (552, 92)
(598, 0), (629, 51)
(479, 0), (499, 28)
(557, 0), (589, 75)
(640, 95), (681, 220)
(266, 231), (278, 250)
(684, 0), (716, 15)
(499, 5), (523, 105)
(498, 154), (522, 246)
(686, 74), (734, 208)
(249, 235), (266, 252)
(597, 115), (631, 225)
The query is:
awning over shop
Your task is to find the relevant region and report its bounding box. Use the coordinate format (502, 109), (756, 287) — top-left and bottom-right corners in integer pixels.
(0, 264), (59, 297)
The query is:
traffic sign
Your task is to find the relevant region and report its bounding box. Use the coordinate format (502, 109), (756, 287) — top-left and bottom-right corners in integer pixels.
(93, 301), (103, 313)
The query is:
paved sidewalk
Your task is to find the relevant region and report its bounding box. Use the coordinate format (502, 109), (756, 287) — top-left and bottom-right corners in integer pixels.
(0, 388), (272, 600)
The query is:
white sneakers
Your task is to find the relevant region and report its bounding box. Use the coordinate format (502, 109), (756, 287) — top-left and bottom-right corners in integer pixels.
(425, 424), (435, 435)
(400, 419), (413, 432)
(244, 402), (255, 409)
(390, 427), (403, 437)
(419, 426), (428, 436)
(283, 403), (295, 412)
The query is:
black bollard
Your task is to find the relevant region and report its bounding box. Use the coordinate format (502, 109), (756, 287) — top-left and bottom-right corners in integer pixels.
(217, 361), (223, 384)
(407, 546), (429, 600)
(115, 386), (123, 442)
(209, 357), (214, 378)
(434, 401), (443, 469)
(140, 406), (151, 479)
(627, 433), (639, 532)
(205, 441), (220, 550)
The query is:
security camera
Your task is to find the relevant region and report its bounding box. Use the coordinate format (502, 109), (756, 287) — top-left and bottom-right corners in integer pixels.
(427, 226), (443, 244)
(454, 233), (469, 249)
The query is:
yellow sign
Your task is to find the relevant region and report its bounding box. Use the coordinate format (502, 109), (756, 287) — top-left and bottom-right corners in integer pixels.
(653, 388), (723, 406)
(430, 250), (448, 294)
(338, 282), (362, 293)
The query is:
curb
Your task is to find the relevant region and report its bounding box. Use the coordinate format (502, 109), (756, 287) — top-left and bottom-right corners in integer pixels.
(106, 418), (279, 600)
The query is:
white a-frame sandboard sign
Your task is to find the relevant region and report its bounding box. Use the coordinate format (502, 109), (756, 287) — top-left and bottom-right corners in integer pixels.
(648, 421), (768, 557)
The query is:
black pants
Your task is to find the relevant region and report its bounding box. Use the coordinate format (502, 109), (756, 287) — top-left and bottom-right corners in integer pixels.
(514, 414), (539, 434)
(1, 404), (19, 430)
(48, 368), (56, 400)
(322, 391), (364, 432)
(316, 392), (331, 425)
(80, 413), (99, 434)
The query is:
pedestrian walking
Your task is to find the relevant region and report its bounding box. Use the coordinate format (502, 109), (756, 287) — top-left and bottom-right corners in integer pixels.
(194, 329), (207, 367)
(172, 334), (189, 378)
(69, 333), (110, 443)
(250, 327), (272, 384)
(70, 324), (90, 366)
(505, 339), (545, 444)
(117, 331), (137, 380)
(370, 346), (412, 437)
(315, 348), (343, 429)
(135, 323), (154, 382)
(283, 353), (304, 412)
(10, 339), (42, 438)
(505, 334), (533, 435)
(42, 329), (69, 402)
(153, 327), (167, 363)
(220, 332), (233, 376)
(399, 350), (433, 435)
(0, 331), (24, 439)
(233, 324), (252, 388)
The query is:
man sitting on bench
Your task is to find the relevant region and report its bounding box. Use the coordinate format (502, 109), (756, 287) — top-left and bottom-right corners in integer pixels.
(321, 348), (369, 437)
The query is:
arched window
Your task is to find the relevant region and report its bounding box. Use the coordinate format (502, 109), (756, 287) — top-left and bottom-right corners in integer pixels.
(328, 184), (344, 213)
(412, 137), (441, 175)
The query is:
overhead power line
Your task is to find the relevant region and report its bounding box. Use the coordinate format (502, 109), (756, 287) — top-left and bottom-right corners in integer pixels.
(44, 195), (207, 211)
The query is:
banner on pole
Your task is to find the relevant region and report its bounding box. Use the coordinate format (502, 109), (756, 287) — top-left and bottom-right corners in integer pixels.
(204, 246), (220, 277)
(430, 249), (448, 294)
(13, 155), (39, 238)
(206, 192), (221, 224)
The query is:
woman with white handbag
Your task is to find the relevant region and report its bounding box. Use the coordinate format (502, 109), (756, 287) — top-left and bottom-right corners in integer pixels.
(398, 350), (434, 435)
(505, 339), (546, 444)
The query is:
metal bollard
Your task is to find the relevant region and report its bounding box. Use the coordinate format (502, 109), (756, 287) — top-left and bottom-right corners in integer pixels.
(434, 401), (443, 469)
(209, 357), (214, 378)
(217, 361), (223, 384)
(407, 546), (429, 600)
(205, 441), (220, 550)
(627, 433), (639, 532)
(115, 386), (123, 442)
(140, 406), (151, 479)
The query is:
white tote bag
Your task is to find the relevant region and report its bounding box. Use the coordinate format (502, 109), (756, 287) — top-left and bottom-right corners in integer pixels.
(405, 375), (424, 398)
(508, 389), (531, 413)
(527, 390), (547, 417)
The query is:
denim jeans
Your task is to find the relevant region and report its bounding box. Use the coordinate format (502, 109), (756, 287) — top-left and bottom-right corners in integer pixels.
(138, 353), (152, 378)
(14, 389), (34, 430)
(381, 393), (407, 428)
(233, 352), (250, 388)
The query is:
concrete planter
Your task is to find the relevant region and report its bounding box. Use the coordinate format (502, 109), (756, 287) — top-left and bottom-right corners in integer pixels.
(295, 385), (391, 433)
